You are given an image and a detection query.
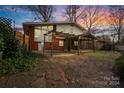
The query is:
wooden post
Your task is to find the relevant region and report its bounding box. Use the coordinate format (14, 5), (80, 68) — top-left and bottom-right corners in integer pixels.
(43, 34), (45, 56)
(78, 36), (80, 55)
(88, 38), (89, 49)
(65, 36), (68, 52)
(70, 36), (71, 52)
(92, 38), (95, 52)
(23, 26), (25, 46)
(29, 31), (31, 51)
(67, 34), (70, 52)
(23, 32), (25, 47)
(51, 32), (53, 57)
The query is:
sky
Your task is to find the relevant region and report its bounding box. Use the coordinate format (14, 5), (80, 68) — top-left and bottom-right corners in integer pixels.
(0, 5), (67, 28)
(0, 5), (110, 28)
(1, 5), (119, 37)
(0, 5), (114, 32)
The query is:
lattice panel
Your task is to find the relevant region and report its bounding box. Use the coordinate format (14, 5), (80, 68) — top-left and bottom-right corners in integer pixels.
(0, 17), (12, 27)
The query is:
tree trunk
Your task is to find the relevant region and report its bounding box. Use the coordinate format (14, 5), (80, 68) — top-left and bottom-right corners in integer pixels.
(112, 38), (115, 51)
(118, 30), (121, 43)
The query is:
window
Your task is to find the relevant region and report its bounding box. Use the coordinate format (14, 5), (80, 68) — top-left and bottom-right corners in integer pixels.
(59, 40), (64, 46)
(45, 34), (52, 42)
(48, 26), (53, 31)
(34, 26), (54, 42)
(34, 27), (42, 42)
(42, 26), (47, 30)
(42, 25), (53, 31)
(74, 41), (78, 46)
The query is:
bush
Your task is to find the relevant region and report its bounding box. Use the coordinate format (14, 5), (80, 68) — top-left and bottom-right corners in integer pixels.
(114, 53), (124, 79)
(0, 53), (37, 75)
(0, 20), (38, 75)
(0, 22), (22, 59)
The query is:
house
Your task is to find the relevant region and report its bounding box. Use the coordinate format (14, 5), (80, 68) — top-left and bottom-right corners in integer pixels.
(23, 22), (95, 53)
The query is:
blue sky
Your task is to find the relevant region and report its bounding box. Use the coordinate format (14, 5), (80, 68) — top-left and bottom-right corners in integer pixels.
(0, 10), (34, 27)
(0, 5), (65, 28)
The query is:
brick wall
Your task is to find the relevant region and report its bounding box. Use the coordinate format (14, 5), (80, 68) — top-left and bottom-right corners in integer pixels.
(29, 26), (38, 51)
(44, 36), (64, 51)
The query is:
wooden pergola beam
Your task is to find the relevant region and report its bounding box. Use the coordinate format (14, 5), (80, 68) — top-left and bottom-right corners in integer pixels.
(43, 30), (96, 56)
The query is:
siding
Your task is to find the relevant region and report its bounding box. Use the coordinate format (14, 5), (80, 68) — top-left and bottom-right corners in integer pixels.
(56, 25), (83, 35)
(27, 24), (84, 51)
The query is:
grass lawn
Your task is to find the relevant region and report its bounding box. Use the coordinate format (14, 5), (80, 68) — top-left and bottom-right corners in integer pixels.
(82, 51), (120, 60)
(0, 51), (121, 88)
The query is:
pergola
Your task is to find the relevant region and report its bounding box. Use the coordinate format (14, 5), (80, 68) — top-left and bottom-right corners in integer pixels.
(78, 33), (96, 53)
(43, 30), (96, 56)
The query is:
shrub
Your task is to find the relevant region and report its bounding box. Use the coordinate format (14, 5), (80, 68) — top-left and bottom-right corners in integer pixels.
(0, 53), (37, 75)
(114, 53), (124, 79)
(0, 22), (22, 59)
(0, 20), (38, 75)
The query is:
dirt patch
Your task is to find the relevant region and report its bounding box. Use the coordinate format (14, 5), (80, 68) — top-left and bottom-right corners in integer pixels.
(47, 51), (121, 87)
(0, 51), (121, 88)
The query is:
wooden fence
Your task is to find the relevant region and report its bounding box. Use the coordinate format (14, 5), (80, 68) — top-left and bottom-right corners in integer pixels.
(15, 31), (29, 49)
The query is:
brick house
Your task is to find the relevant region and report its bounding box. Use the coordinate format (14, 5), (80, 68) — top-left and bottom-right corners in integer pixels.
(23, 22), (95, 53)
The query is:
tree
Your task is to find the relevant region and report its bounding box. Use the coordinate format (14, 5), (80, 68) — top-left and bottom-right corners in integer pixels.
(108, 6), (124, 43)
(63, 5), (84, 22)
(28, 5), (55, 22)
(0, 21), (23, 59)
(80, 6), (104, 33)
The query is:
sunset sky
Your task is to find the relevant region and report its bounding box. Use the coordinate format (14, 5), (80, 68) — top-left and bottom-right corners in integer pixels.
(0, 5), (110, 28)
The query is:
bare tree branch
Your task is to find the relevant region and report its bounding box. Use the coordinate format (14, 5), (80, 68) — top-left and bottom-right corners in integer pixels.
(63, 5), (84, 22)
(108, 6), (124, 42)
(28, 5), (55, 22)
(80, 6), (104, 33)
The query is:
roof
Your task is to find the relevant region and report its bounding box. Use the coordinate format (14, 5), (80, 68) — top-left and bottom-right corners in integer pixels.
(23, 22), (85, 31)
